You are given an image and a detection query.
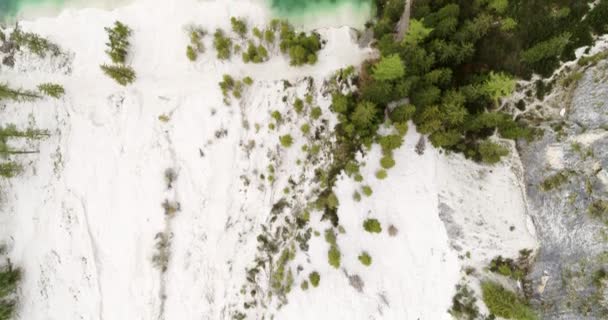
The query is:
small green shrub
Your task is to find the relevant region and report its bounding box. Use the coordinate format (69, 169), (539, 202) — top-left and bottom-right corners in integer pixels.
(589, 200), (608, 220)
(104, 21), (131, 64)
(186, 27), (205, 61)
(540, 170), (572, 191)
(37, 83), (65, 98)
(10, 29), (60, 57)
(375, 169), (387, 179)
(242, 41), (268, 63)
(294, 98), (304, 113)
(328, 245), (341, 268)
(300, 280), (309, 290)
(362, 185), (372, 197)
(358, 252), (372, 266)
(0, 162), (23, 178)
(278, 21), (321, 65)
(271, 110), (282, 122)
(309, 271), (320, 287)
(380, 155), (395, 169)
(311, 107), (322, 120)
(363, 218), (382, 233)
(481, 281), (537, 320)
(300, 123), (310, 134)
(280, 134), (293, 148)
(100, 64), (136, 86)
(230, 17), (248, 38)
(478, 140), (509, 164)
(353, 191), (361, 202)
(449, 284), (480, 319)
(243, 76), (254, 85)
(213, 29), (232, 60)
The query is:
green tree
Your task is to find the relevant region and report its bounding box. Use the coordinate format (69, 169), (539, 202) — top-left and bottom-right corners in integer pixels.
(37, 83), (65, 98)
(372, 54), (405, 81)
(100, 64), (136, 86)
(0, 83), (40, 102)
(403, 19), (433, 46)
(351, 101), (377, 129)
(213, 29), (233, 60)
(104, 21), (131, 64)
(478, 140), (509, 164)
(521, 33), (571, 65)
(230, 17), (248, 38)
(483, 72), (516, 104)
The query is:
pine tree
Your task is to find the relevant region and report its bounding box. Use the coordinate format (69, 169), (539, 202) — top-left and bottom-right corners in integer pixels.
(372, 54), (405, 81)
(37, 83), (65, 98)
(104, 21), (132, 64)
(100, 64), (136, 86)
(403, 19), (433, 46)
(0, 83), (40, 102)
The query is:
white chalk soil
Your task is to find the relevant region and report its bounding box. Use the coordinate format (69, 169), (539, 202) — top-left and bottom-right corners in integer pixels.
(0, 0), (537, 319)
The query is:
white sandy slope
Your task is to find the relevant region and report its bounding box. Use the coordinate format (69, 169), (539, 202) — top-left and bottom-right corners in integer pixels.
(0, 0), (537, 319)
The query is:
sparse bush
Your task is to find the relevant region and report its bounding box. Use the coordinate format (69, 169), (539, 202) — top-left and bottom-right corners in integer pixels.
(104, 21), (132, 64)
(362, 185), (373, 197)
(10, 28), (61, 57)
(311, 107), (322, 120)
(589, 200), (608, 220)
(280, 134), (293, 148)
(300, 280), (309, 290)
(540, 170), (572, 191)
(279, 20), (322, 65)
(478, 140), (509, 164)
(294, 98), (304, 113)
(481, 281), (537, 320)
(243, 76), (254, 85)
(213, 29), (232, 60)
(363, 218), (382, 233)
(0, 162), (23, 178)
(242, 41), (269, 63)
(375, 169), (387, 179)
(100, 64), (136, 86)
(186, 27), (205, 61)
(230, 17), (248, 38)
(449, 284), (480, 320)
(353, 191), (361, 202)
(380, 155), (395, 169)
(358, 252), (372, 266)
(37, 83), (65, 98)
(328, 245), (341, 268)
(309, 271), (320, 287)
(300, 123), (310, 134)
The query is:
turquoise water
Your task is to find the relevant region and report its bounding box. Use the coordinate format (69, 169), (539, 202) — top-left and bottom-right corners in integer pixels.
(1, 0), (372, 21)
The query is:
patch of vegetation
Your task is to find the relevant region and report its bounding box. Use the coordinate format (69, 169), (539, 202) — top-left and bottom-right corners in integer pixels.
(363, 218), (382, 233)
(104, 21), (131, 64)
(481, 281), (537, 320)
(328, 245), (341, 268)
(358, 252), (372, 266)
(589, 199), (608, 221)
(279, 134), (293, 148)
(578, 51), (608, 67)
(375, 169), (387, 179)
(279, 21), (322, 66)
(100, 64), (136, 86)
(540, 170), (573, 191)
(449, 283), (480, 320)
(0, 262), (21, 319)
(9, 27), (61, 57)
(218, 74), (249, 104)
(37, 83), (65, 98)
(186, 27), (205, 61)
(309, 271), (320, 287)
(488, 250), (533, 281)
(101, 21), (136, 85)
(213, 29), (232, 60)
(242, 41), (269, 63)
(380, 155), (395, 169)
(230, 17), (248, 38)
(362, 185), (373, 197)
(0, 83), (40, 102)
